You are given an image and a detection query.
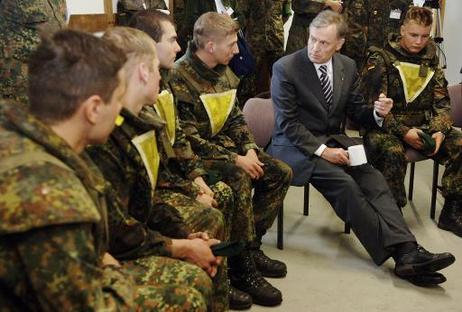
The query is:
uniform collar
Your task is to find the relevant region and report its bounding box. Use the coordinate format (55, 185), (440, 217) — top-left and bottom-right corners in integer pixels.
(184, 42), (228, 83)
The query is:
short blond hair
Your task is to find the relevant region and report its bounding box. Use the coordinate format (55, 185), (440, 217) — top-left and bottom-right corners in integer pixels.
(193, 12), (239, 49)
(403, 6), (433, 27)
(103, 26), (157, 71)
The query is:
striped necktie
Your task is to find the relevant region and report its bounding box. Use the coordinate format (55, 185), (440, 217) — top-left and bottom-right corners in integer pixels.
(319, 65), (333, 110)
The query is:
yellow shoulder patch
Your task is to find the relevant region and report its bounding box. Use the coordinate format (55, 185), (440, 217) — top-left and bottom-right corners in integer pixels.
(131, 131), (160, 193)
(154, 90), (176, 145)
(199, 89), (236, 137)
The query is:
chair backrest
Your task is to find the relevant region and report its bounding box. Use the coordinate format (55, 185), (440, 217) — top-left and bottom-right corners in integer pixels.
(242, 97), (275, 148)
(449, 84), (462, 127)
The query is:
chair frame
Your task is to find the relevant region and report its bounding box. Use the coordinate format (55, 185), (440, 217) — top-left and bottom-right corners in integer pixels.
(408, 161), (439, 219)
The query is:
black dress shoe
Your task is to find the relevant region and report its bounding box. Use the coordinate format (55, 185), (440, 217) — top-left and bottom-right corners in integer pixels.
(438, 200), (462, 237)
(400, 272), (447, 287)
(394, 245), (455, 277)
(229, 286), (252, 310)
(252, 249), (287, 278)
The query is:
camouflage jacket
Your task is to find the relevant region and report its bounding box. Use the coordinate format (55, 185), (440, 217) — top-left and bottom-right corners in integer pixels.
(0, 0), (67, 102)
(170, 45), (259, 163)
(361, 35), (452, 138)
(0, 101), (134, 311)
(87, 105), (208, 259)
(236, 0), (289, 53)
(158, 68), (208, 181)
(343, 0), (412, 68)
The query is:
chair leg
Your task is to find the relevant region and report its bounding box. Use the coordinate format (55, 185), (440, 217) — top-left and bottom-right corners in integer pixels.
(277, 204), (284, 250)
(303, 183), (309, 216)
(430, 161), (439, 220)
(344, 222), (351, 234)
(408, 162), (415, 200)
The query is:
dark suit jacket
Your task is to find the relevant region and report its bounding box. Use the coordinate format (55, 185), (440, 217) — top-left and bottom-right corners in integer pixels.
(268, 48), (378, 185)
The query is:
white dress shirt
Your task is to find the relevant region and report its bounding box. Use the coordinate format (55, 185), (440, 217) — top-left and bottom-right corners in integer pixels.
(312, 58), (384, 157)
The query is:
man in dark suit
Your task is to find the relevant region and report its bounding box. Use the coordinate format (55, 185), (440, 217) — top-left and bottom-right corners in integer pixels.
(268, 10), (455, 287)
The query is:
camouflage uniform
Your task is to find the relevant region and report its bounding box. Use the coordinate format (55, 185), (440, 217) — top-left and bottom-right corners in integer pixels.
(235, 0), (290, 104)
(171, 46), (292, 244)
(0, 100), (208, 312)
(342, 0), (412, 70)
(285, 0), (326, 54)
(361, 35), (462, 207)
(0, 0), (67, 104)
(88, 102), (229, 311)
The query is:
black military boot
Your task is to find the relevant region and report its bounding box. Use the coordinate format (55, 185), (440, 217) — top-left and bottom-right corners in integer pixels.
(438, 199), (462, 237)
(250, 239), (287, 278)
(229, 285), (252, 310)
(229, 251), (283, 306)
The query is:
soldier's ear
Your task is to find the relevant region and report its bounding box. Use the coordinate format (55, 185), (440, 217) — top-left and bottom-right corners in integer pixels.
(400, 25), (405, 36)
(139, 62), (150, 84)
(82, 95), (105, 125)
(205, 41), (214, 54)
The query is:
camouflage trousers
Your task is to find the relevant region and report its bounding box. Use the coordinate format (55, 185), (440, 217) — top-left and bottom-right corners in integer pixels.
(205, 151), (292, 241)
(364, 128), (462, 207)
(123, 255), (212, 311)
(155, 186), (230, 312)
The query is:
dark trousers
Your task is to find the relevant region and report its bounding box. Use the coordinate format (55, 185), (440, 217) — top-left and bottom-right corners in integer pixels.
(310, 158), (416, 265)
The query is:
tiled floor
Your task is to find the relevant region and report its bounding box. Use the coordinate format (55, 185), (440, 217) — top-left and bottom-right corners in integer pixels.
(253, 159), (462, 312)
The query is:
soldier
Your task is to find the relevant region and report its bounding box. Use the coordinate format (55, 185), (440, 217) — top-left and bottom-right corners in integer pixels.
(286, 0), (343, 55)
(361, 6), (462, 237)
(0, 29), (208, 311)
(0, 0), (67, 104)
(87, 26), (232, 312)
(235, 0), (291, 103)
(128, 9), (262, 309)
(170, 12), (293, 306)
(128, 10), (259, 309)
(342, 0), (412, 70)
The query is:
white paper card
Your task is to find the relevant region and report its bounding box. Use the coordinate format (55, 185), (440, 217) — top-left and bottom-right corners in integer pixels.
(348, 144), (368, 166)
(389, 9), (401, 19)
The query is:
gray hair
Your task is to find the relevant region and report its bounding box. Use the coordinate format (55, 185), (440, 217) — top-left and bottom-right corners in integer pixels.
(310, 10), (348, 39)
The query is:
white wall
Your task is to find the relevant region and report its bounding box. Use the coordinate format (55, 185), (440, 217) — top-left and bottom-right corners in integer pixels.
(443, 1), (462, 85)
(66, 0), (168, 14)
(67, 0), (105, 14)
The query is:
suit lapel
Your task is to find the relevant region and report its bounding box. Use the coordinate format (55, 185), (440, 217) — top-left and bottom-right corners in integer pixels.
(299, 50), (326, 109)
(332, 54), (345, 111)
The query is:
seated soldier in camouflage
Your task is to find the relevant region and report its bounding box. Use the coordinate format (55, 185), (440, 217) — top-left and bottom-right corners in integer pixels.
(361, 6), (462, 238)
(87, 27), (232, 312)
(0, 29), (208, 311)
(170, 12), (293, 307)
(128, 9), (263, 309)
